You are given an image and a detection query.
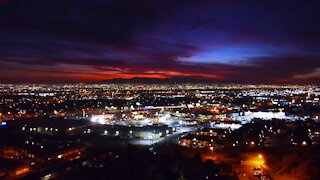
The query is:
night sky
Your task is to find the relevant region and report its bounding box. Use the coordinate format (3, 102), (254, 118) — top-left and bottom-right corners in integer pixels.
(0, 0), (319, 83)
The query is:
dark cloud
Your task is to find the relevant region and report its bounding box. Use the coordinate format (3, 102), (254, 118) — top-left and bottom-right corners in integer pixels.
(218, 55), (320, 83)
(0, 57), (124, 67)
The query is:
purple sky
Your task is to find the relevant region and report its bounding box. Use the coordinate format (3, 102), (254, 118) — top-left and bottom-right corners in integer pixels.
(0, 0), (320, 83)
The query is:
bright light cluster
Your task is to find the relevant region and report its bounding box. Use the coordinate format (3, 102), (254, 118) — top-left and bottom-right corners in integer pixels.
(91, 116), (106, 125)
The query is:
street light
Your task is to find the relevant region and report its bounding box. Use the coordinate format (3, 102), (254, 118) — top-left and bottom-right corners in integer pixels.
(302, 141), (307, 146)
(257, 154), (264, 166)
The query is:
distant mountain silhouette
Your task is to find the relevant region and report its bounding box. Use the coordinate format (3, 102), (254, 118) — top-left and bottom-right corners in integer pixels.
(101, 77), (220, 84)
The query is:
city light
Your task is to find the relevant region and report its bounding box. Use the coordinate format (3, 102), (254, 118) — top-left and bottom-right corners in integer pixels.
(302, 141), (307, 146)
(0, 83), (319, 179)
(91, 116), (106, 125)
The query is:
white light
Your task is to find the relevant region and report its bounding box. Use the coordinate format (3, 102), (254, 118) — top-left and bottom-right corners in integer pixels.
(98, 118), (105, 124)
(91, 116), (106, 124)
(91, 117), (97, 123)
(302, 141), (307, 146)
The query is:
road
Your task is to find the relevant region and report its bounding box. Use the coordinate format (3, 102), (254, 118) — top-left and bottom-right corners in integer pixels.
(150, 126), (198, 152)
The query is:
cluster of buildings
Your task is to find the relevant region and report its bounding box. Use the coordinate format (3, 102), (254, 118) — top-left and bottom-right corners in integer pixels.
(0, 83), (320, 178)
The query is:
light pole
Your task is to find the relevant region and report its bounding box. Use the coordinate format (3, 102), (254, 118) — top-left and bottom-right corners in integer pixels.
(258, 154), (264, 166)
(210, 146), (214, 160)
(179, 120), (183, 134)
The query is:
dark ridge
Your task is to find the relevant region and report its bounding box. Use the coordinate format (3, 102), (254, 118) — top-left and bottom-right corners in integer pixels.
(100, 76), (222, 84)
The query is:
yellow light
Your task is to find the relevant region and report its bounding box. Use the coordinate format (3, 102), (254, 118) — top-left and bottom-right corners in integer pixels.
(258, 154), (263, 159)
(15, 167), (29, 176)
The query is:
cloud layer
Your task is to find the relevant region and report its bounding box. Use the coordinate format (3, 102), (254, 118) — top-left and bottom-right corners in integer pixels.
(0, 0), (320, 83)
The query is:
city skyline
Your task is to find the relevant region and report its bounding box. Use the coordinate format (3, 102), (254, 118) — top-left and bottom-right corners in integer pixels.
(1, 0), (320, 84)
